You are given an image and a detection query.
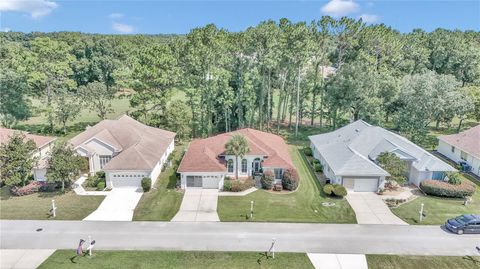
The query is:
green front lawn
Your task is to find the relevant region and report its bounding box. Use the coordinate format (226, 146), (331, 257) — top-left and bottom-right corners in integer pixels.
(38, 250), (313, 269)
(0, 187), (104, 220)
(217, 146), (356, 223)
(391, 175), (480, 225)
(367, 255), (480, 269)
(133, 145), (185, 221)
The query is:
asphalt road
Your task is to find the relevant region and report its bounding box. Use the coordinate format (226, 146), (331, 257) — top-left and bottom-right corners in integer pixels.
(1, 220), (479, 256)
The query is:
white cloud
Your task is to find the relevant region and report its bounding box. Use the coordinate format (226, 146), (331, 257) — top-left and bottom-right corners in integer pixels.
(108, 13), (124, 19)
(321, 0), (359, 17)
(112, 22), (134, 34)
(0, 0), (58, 18)
(359, 14), (379, 23)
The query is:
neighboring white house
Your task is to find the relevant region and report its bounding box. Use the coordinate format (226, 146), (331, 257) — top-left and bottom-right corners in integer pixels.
(0, 127), (56, 181)
(177, 128), (294, 189)
(69, 115), (176, 188)
(309, 120), (455, 192)
(438, 125), (480, 177)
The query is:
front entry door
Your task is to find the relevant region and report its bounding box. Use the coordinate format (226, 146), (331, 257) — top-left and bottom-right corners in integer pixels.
(253, 161), (261, 173)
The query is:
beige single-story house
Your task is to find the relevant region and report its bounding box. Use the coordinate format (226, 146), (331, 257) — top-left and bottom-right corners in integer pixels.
(177, 128), (294, 189)
(438, 125), (480, 177)
(69, 115), (176, 188)
(0, 127), (56, 181)
(309, 120), (455, 192)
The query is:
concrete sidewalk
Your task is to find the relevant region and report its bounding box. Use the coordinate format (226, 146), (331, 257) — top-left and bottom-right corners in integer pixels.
(0, 249), (55, 269)
(307, 253), (368, 269)
(172, 189), (219, 221)
(346, 192), (408, 225)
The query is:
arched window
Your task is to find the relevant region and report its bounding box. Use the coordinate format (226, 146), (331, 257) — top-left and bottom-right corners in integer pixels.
(227, 159), (234, 173)
(241, 159), (248, 173)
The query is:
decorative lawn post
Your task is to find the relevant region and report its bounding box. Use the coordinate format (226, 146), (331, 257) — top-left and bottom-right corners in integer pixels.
(268, 238), (276, 259)
(250, 201), (254, 220)
(51, 199), (57, 218)
(419, 203), (424, 222)
(87, 235), (96, 256)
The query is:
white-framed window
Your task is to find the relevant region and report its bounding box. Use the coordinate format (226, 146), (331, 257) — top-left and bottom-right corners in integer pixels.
(274, 169), (283, 179)
(227, 159), (234, 173)
(99, 155), (112, 169)
(241, 159), (248, 173)
(460, 151), (468, 161)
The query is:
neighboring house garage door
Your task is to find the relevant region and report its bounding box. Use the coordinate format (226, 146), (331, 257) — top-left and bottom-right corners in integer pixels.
(111, 174), (143, 188)
(343, 177), (379, 192)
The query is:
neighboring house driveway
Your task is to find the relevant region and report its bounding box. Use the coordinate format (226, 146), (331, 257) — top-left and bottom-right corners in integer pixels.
(83, 187), (143, 221)
(307, 253), (368, 269)
(346, 193), (408, 225)
(172, 189), (220, 222)
(1, 249), (55, 269)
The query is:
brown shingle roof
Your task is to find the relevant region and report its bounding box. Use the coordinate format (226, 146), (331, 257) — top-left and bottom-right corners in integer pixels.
(177, 128), (293, 173)
(0, 128), (56, 149)
(439, 125), (480, 159)
(70, 115), (176, 171)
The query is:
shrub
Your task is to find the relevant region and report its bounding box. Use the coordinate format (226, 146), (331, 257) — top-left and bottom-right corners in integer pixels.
(10, 181), (44, 196)
(333, 185), (348, 197)
(420, 179), (475, 198)
(323, 184), (334, 195)
(261, 171), (275, 190)
(314, 163), (323, 172)
(282, 169), (299, 191)
(141, 177), (151, 192)
(304, 147), (313, 156)
(223, 180), (232, 191)
(312, 159), (320, 165)
(85, 175), (101, 187)
(446, 172), (461, 185)
(95, 171), (106, 180)
(96, 181), (106, 190)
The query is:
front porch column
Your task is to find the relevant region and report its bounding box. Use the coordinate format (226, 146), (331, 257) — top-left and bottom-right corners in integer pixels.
(89, 155), (95, 176)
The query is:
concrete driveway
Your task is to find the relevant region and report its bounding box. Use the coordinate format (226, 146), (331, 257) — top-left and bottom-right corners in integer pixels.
(1, 249), (55, 269)
(172, 189), (219, 222)
(83, 187), (143, 221)
(346, 192), (408, 225)
(307, 253), (368, 269)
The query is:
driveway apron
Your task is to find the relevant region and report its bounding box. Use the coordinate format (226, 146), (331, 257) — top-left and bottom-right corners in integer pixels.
(346, 192), (408, 225)
(172, 189), (220, 222)
(83, 187), (143, 221)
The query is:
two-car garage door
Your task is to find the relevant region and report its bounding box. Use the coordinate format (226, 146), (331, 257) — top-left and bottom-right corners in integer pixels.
(186, 175), (220, 189)
(342, 177), (379, 192)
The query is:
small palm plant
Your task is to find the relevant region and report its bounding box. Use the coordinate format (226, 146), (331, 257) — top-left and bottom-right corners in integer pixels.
(224, 134), (250, 180)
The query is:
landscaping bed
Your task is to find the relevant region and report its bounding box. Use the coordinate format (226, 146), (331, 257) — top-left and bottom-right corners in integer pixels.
(217, 147), (356, 223)
(391, 174), (479, 225)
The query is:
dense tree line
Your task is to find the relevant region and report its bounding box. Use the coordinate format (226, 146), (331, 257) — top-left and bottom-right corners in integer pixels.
(1, 17), (479, 142)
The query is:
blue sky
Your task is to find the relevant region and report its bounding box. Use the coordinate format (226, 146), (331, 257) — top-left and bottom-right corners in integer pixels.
(1, 0), (479, 34)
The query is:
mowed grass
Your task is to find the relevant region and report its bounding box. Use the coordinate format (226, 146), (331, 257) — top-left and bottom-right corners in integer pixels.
(133, 145), (185, 221)
(217, 146), (356, 223)
(38, 250), (314, 269)
(367, 255), (480, 269)
(0, 187), (104, 220)
(391, 174), (480, 225)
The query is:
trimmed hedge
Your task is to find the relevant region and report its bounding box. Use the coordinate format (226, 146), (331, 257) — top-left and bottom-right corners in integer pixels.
(333, 185), (347, 197)
(420, 179), (476, 198)
(313, 163), (323, 172)
(282, 169), (299, 191)
(261, 171), (275, 190)
(141, 177), (152, 192)
(323, 184), (334, 195)
(223, 178), (255, 192)
(304, 148), (313, 156)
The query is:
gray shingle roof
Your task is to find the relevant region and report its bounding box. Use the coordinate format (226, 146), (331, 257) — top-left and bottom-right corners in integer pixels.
(309, 120), (455, 177)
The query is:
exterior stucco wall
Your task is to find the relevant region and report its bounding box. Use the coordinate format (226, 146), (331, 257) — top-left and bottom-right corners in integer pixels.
(224, 155), (265, 177)
(311, 142), (340, 183)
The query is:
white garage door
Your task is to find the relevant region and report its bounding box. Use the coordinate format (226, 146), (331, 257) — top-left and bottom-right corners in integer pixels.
(202, 176), (221, 189)
(110, 174), (143, 188)
(354, 178), (379, 192)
